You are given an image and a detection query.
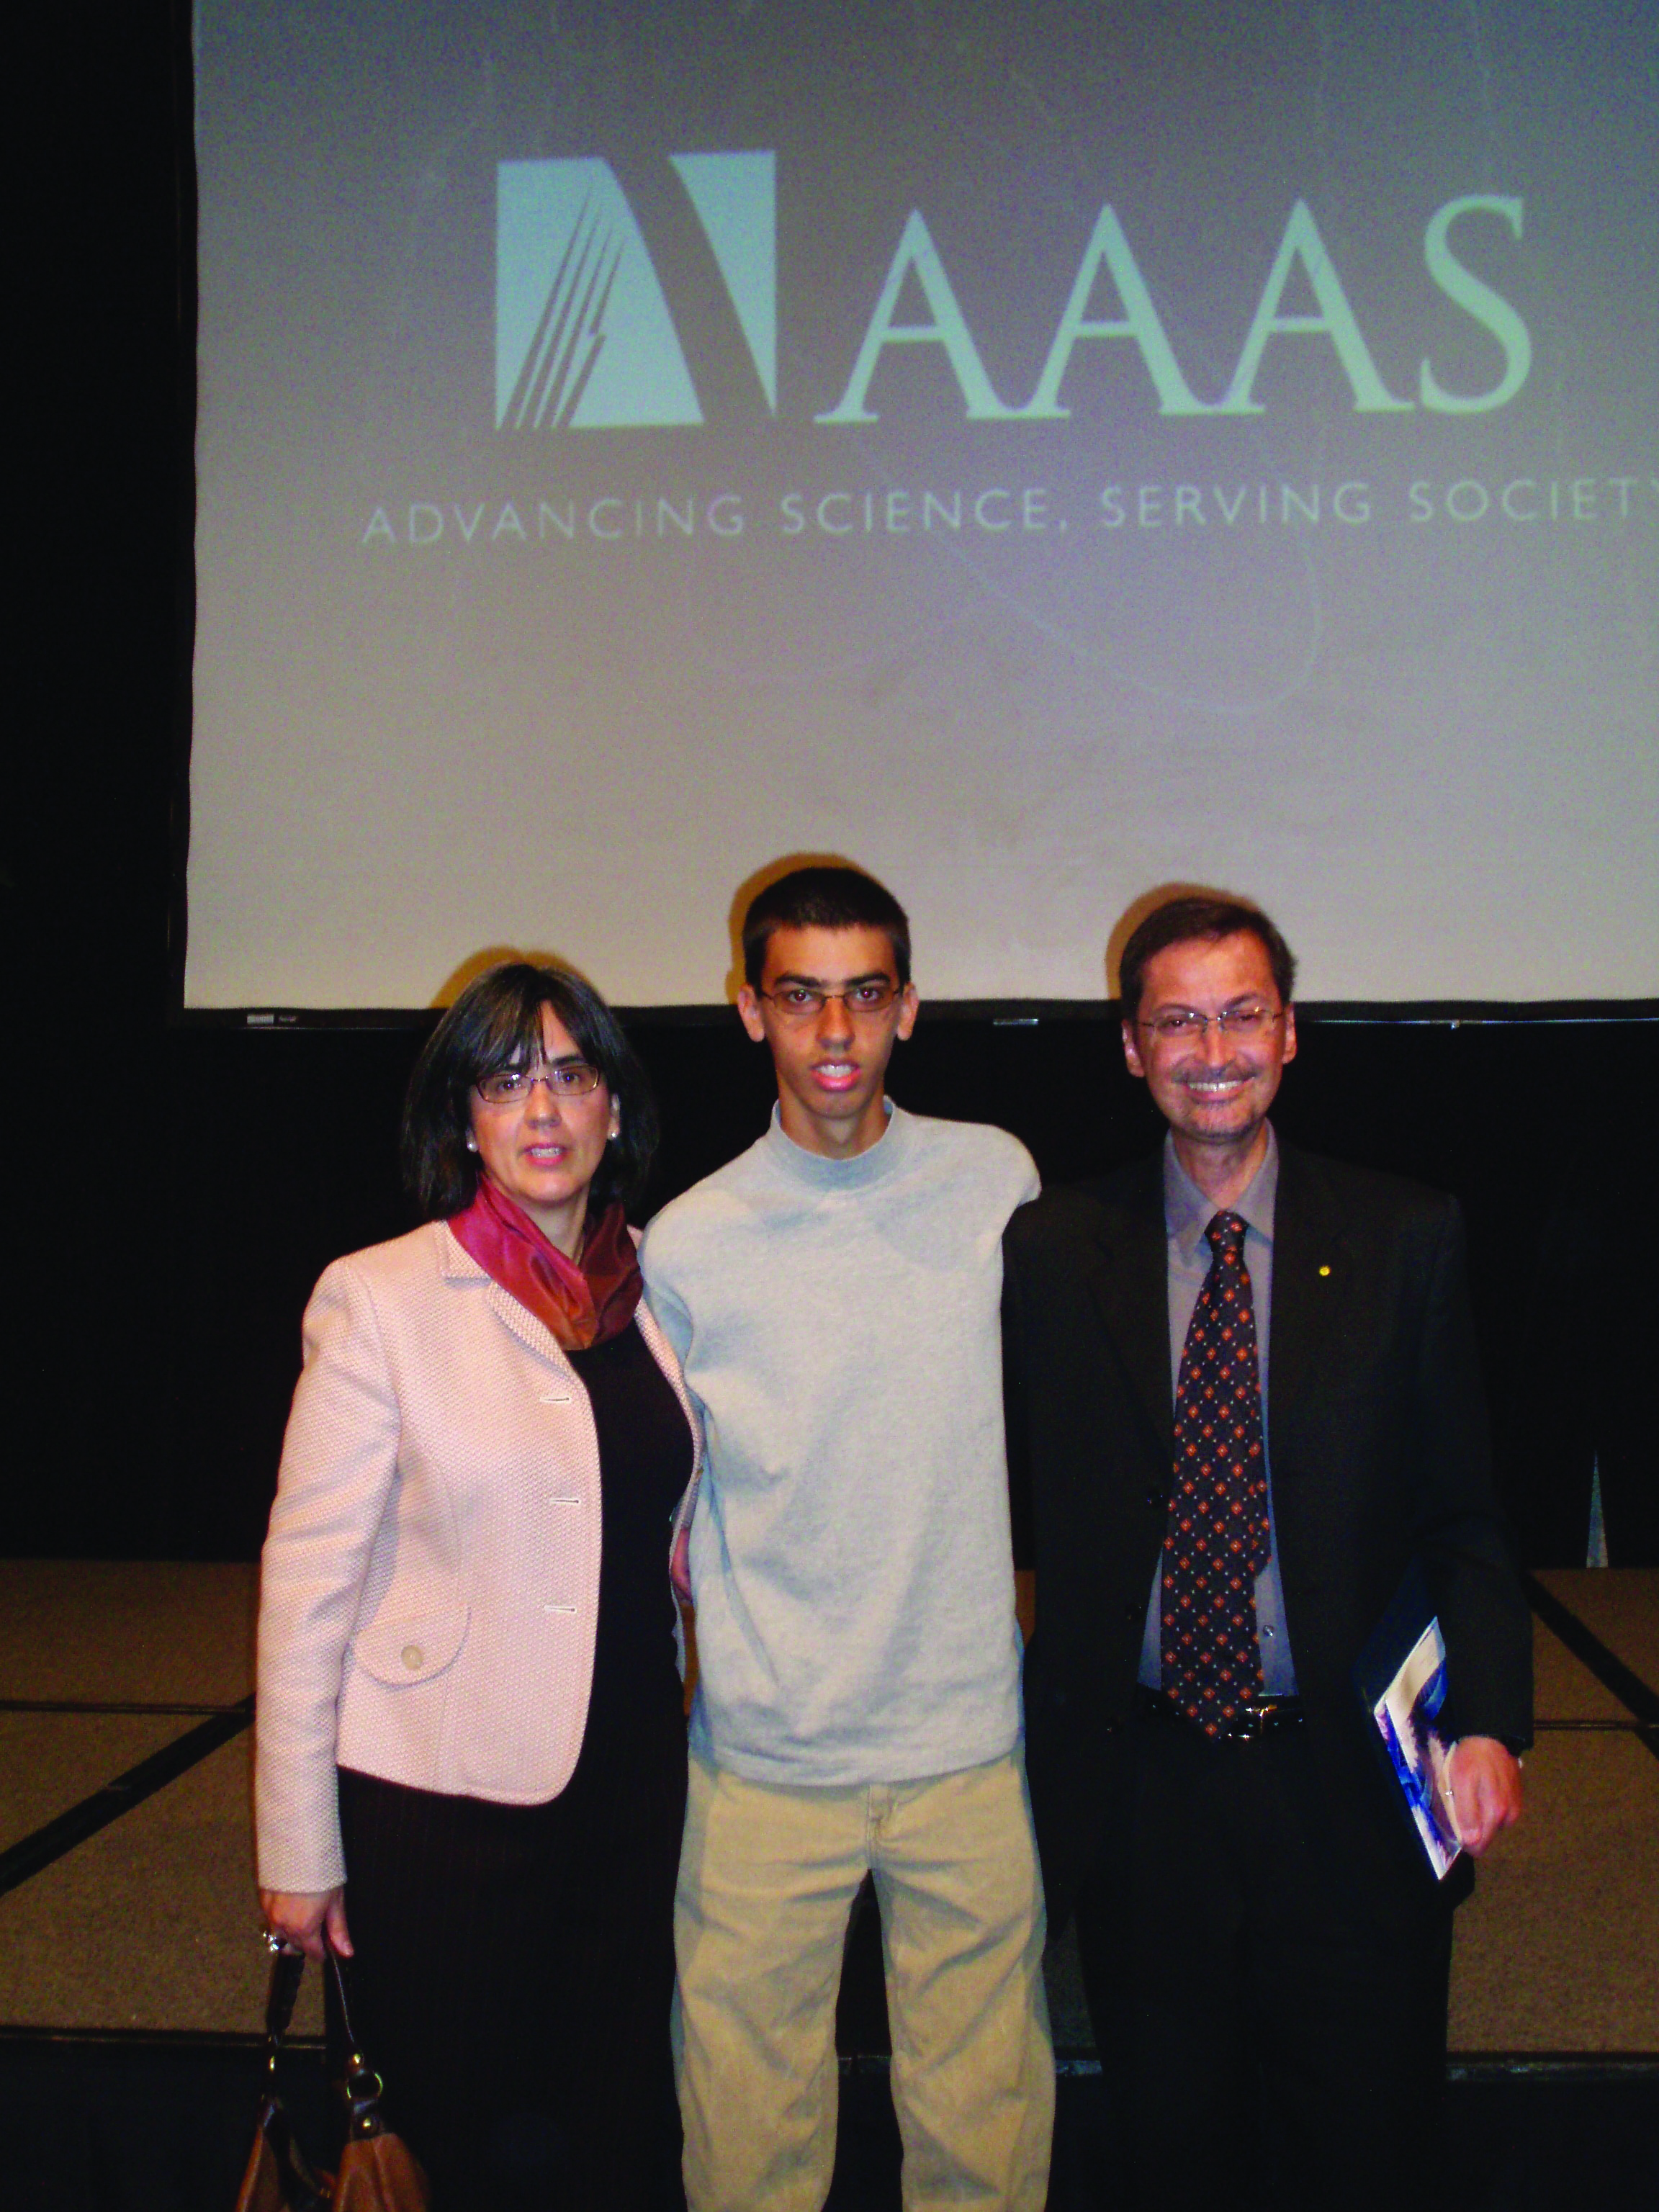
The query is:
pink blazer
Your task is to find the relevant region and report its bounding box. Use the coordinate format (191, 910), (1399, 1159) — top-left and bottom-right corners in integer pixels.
(255, 1220), (701, 1893)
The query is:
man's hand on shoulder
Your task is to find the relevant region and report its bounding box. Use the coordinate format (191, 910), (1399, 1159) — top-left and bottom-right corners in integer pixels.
(1447, 1736), (1524, 1858)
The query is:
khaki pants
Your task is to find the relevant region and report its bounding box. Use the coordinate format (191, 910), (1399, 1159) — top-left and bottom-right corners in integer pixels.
(673, 1749), (1053, 2212)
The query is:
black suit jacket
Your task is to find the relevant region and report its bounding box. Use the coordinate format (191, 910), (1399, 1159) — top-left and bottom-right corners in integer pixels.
(1002, 1140), (1533, 1938)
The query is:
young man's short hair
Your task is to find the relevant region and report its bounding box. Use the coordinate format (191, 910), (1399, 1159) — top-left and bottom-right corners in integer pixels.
(1118, 896), (1297, 1023)
(741, 866), (912, 988)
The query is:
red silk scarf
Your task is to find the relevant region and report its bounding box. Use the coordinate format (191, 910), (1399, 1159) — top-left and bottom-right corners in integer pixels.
(447, 1177), (643, 1349)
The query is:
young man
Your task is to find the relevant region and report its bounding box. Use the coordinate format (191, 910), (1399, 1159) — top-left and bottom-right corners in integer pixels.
(1002, 894), (1530, 2211)
(642, 865), (1053, 2212)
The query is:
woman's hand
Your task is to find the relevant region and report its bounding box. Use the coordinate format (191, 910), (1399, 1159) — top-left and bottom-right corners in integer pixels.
(260, 1884), (352, 1961)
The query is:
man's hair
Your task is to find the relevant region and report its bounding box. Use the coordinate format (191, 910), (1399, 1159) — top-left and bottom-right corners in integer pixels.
(401, 961), (659, 1220)
(1118, 896), (1298, 1023)
(741, 866), (912, 988)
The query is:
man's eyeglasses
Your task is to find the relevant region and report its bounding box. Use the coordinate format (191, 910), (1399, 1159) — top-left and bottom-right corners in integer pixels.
(1137, 1004), (1285, 1042)
(757, 981), (902, 1021)
(475, 1062), (602, 1106)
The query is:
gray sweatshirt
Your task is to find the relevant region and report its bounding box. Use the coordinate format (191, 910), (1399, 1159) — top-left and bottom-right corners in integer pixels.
(642, 1104), (1039, 1786)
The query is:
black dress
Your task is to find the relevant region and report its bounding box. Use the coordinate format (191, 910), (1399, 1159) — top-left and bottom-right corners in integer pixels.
(335, 1320), (692, 2210)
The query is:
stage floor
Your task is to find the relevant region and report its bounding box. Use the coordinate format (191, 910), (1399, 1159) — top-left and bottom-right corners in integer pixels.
(1, 1561), (1656, 2056)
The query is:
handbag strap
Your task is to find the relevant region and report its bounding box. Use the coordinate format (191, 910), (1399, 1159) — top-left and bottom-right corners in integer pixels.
(259, 1935), (307, 2091)
(246, 1940), (331, 2212)
(326, 1943), (390, 2142)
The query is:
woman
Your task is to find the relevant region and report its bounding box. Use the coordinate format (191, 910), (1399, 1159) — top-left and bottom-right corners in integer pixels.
(255, 962), (699, 2210)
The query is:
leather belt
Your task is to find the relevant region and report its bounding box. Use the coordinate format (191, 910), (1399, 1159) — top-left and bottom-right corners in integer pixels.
(1134, 1683), (1305, 1742)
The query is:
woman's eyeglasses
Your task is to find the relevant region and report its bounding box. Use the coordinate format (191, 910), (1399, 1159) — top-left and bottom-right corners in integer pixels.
(475, 1062), (602, 1106)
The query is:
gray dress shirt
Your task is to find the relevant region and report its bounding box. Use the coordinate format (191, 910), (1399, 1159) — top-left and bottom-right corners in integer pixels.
(1138, 1125), (1300, 1696)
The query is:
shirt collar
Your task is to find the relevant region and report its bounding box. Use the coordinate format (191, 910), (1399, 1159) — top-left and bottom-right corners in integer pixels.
(1163, 1123), (1280, 1264)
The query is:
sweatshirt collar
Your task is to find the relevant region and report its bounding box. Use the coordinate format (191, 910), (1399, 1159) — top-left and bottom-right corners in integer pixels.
(761, 1098), (909, 1190)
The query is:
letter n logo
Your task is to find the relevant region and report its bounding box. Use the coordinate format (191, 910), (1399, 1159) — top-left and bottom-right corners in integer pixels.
(496, 153), (776, 429)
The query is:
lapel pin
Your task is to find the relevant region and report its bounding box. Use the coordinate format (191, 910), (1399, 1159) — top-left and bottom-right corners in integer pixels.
(1318, 1264), (1331, 1277)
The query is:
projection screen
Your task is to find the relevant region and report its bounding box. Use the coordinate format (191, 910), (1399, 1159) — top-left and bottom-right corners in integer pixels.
(189, 0), (1657, 1010)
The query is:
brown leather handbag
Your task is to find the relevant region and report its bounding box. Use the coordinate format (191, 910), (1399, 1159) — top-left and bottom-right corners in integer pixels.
(235, 1938), (429, 2212)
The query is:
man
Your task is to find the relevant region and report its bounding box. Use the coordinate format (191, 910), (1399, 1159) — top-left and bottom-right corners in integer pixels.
(642, 865), (1053, 2212)
(1002, 894), (1530, 2211)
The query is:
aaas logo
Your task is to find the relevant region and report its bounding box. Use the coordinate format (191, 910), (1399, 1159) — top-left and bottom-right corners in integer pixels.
(496, 153), (1532, 432)
(495, 154), (776, 429)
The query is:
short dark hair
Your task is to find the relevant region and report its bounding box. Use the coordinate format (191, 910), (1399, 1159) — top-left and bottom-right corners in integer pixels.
(1118, 896), (1297, 1022)
(740, 866), (912, 988)
(401, 961), (659, 1222)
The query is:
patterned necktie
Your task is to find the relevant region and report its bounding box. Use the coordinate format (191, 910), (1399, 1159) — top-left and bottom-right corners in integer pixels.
(1160, 1210), (1272, 1736)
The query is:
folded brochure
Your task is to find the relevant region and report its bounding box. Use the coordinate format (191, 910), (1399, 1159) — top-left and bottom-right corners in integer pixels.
(1371, 1615), (1462, 1879)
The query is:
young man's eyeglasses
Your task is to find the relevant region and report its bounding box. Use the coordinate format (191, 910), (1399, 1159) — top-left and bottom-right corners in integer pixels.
(757, 981), (902, 1022)
(1137, 1004), (1285, 1042)
(475, 1062), (602, 1105)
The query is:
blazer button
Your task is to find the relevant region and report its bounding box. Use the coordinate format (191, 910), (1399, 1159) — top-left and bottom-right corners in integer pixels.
(401, 1645), (423, 1670)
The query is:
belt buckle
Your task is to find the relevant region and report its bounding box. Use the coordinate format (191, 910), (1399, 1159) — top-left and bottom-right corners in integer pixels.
(1233, 1696), (1300, 1740)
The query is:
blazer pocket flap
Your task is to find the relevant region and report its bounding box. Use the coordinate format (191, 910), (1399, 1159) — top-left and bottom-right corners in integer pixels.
(351, 1605), (470, 1686)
